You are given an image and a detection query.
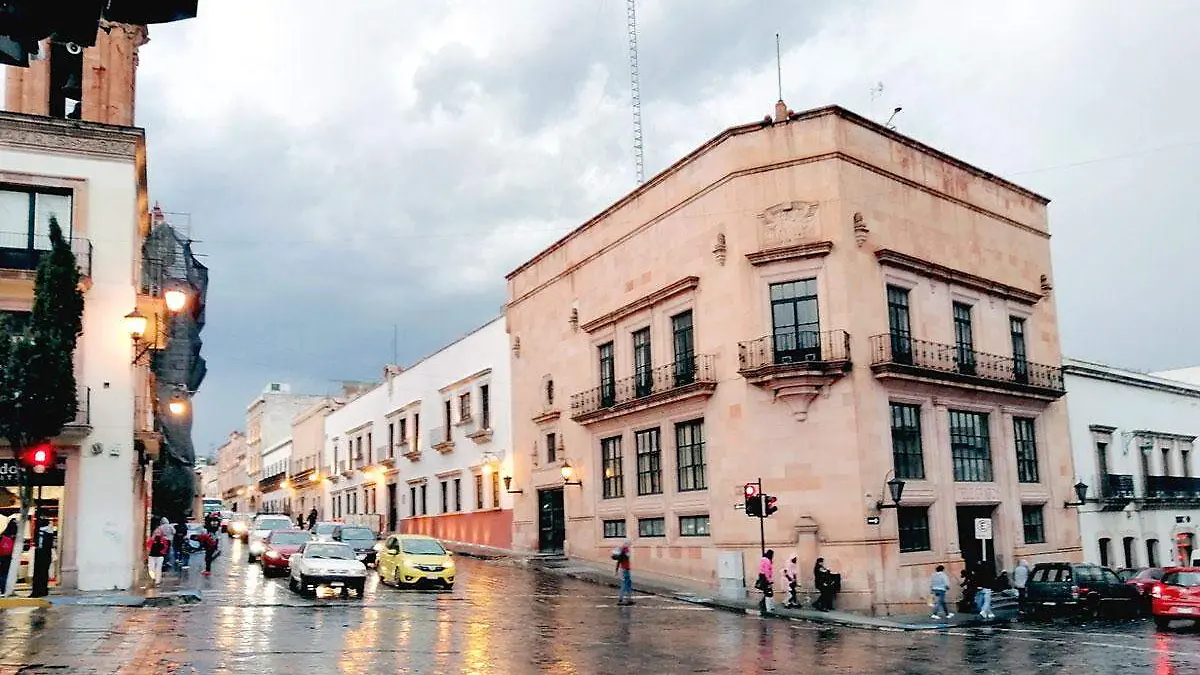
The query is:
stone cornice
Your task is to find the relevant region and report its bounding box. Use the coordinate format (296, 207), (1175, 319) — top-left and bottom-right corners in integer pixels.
(580, 276), (699, 333)
(1063, 362), (1200, 400)
(0, 111), (143, 161)
(745, 240), (833, 266)
(875, 249), (1042, 305)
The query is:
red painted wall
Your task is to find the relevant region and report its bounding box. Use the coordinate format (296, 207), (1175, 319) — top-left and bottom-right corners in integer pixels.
(401, 509), (512, 550)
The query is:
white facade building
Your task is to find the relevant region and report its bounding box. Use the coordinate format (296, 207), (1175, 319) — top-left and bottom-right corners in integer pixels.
(244, 383), (326, 512)
(0, 112), (152, 591)
(323, 318), (513, 548)
(260, 438), (294, 516)
(1063, 358), (1200, 570)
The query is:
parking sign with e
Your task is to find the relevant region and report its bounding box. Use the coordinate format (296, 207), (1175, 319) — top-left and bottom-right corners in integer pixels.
(974, 518), (993, 540)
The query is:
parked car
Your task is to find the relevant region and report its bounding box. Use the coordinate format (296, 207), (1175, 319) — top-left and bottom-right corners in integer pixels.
(288, 542), (367, 597)
(1125, 567), (1166, 612)
(1023, 562), (1140, 618)
(310, 521), (339, 542)
(376, 534), (456, 590)
(248, 515), (296, 562)
(332, 525), (379, 566)
(259, 530), (311, 577)
(1152, 567), (1200, 630)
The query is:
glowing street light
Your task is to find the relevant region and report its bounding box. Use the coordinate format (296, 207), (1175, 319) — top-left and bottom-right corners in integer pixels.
(123, 309), (148, 340)
(167, 393), (188, 416)
(164, 288), (188, 313)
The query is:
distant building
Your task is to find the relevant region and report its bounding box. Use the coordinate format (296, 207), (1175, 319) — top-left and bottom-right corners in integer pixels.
(243, 383), (327, 512)
(322, 318), (512, 547)
(289, 398), (342, 521)
(505, 103), (1078, 613)
(216, 431), (250, 511)
(1066, 359), (1200, 568)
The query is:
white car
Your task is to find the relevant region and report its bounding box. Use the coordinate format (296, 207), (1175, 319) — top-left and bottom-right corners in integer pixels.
(247, 515), (296, 562)
(288, 542), (368, 596)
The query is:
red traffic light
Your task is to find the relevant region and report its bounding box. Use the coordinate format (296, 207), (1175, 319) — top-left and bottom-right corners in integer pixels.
(744, 483), (759, 498)
(21, 444), (55, 474)
(764, 495), (779, 517)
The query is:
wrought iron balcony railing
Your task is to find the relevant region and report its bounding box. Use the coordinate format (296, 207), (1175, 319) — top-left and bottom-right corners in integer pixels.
(0, 231), (93, 277)
(1100, 473), (1136, 500)
(737, 330), (851, 373)
(869, 333), (1065, 394)
(1145, 475), (1200, 501)
(570, 354), (716, 419)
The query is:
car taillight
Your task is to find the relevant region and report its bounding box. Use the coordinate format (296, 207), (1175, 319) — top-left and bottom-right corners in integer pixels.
(1070, 585), (1080, 599)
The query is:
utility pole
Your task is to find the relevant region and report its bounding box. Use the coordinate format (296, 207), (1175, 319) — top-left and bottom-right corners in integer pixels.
(757, 477), (765, 557)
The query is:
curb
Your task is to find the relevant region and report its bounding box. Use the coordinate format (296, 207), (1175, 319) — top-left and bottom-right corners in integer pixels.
(533, 561), (1012, 632)
(0, 597), (51, 609)
(48, 591), (202, 608)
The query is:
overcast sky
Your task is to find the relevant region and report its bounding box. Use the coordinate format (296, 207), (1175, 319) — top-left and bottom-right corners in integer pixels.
(129, 0), (1200, 457)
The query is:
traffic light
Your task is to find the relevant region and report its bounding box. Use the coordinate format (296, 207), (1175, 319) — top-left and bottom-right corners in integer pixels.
(764, 495), (779, 517)
(20, 444), (54, 474)
(744, 483), (761, 517)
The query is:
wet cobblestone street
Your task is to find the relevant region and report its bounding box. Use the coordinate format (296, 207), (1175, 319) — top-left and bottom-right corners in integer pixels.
(0, 540), (1197, 674)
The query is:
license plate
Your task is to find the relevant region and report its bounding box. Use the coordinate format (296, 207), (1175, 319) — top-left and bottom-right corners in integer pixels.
(1177, 607), (1195, 614)
(427, 574), (439, 580)
(1042, 601), (1056, 606)
(330, 582), (344, 588)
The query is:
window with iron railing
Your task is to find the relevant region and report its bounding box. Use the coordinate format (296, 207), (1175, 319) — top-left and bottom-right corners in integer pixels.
(598, 342), (615, 407)
(1010, 316), (1029, 383)
(672, 310), (695, 386)
(633, 328), (652, 398)
(952, 302), (975, 374)
(770, 279), (821, 363)
(886, 285), (912, 364)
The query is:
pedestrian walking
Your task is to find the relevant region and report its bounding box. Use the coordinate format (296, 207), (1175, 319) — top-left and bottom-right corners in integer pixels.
(154, 518), (175, 570)
(930, 564), (954, 619)
(1013, 559), (1030, 605)
(172, 524), (189, 570)
(204, 511), (221, 535)
(613, 539), (634, 605)
(0, 519), (17, 594)
(196, 530), (220, 576)
(783, 555), (800, 609)
(757, 549), (776, 613)
(307, 508), (318, 531)
(146, 531), (170, 585)
(974, 563), (996, 620)
(813, 557), (836, 611)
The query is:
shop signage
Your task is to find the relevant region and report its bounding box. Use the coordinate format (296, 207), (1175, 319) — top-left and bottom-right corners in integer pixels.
(0, 459), (65, 487)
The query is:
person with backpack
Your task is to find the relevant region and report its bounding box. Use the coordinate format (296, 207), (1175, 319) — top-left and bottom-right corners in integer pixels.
(612, 539), (633, 606)
(196, 530), (220, 576)
(146, 531), (170, 585)
(172, 524), (190, 570)
(0, 519), (17, 594)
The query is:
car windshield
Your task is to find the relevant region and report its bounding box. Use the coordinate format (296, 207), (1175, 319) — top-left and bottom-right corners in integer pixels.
(256, 519), (293, 530)
(401, 538), (447, 555)
(1136, 568), (1164, 580)
(305, 544), (355, 560)
(339, 528), (374, 542)
(1167, 572), (1200, 587)
(270, 532), (310, 545)
(314, 523), (337, 535)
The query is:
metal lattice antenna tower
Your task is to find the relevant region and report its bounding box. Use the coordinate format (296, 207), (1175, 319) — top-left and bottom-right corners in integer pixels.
(627, 0), (645, 184)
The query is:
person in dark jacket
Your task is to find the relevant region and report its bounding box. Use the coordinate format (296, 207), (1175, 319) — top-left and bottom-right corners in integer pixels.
(813, 558), (837, 611)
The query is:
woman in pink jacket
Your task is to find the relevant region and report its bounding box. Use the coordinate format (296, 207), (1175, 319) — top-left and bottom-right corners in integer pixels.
(756, 549), (776, 613)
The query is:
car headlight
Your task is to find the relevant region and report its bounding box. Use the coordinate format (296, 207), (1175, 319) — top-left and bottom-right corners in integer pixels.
(264, 550), (281, 560)
(249, 542), (265, 554)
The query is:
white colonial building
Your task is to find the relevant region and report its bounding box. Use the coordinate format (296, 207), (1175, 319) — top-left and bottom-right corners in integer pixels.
(1063, 358), (1200, 570)
(243, 382), (326, 512)
(323, 318), (513, 548)
(259, 438), (293, 516)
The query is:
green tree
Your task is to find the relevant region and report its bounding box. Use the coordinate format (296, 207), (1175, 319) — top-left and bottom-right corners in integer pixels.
(0, 216), (83, 596)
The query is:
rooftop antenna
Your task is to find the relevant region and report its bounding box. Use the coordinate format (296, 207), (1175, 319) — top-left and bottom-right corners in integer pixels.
(775, 32), (783, 102)
(627, 0), (645, 184)
(885, 106), (903, 130)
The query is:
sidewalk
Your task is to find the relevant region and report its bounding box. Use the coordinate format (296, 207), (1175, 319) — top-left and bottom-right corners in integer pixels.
(525, 555), (1016, 631)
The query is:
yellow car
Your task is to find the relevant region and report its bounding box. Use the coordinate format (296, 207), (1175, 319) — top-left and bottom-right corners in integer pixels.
(376, 534), (456, 589)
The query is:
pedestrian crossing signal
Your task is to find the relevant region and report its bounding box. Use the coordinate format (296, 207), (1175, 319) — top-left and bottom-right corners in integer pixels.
(764, 495), (778, 517)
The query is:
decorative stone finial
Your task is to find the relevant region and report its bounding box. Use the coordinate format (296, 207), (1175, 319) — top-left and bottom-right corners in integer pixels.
(568, 308), (579, 331)
(853, 212), (869, 247)
(1040, 274), (1053, 294)
(713, 232), (727, 266)
(512, 336), (521, 357)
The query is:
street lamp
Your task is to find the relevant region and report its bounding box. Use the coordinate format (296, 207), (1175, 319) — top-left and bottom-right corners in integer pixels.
(1064, 481), (1089, 508)
(502, 475), (524, 494)
(163, 288), (188, 313)
(123, 309), (148, 340)
(875, 473), (905, 510)
(166, 393), (188, 416)
(560, 462), (582, 487)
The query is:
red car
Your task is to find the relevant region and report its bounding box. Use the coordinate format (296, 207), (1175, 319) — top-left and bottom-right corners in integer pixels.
(1151, 567), (1200, 630)
(259, 530), (312, 577)
(1126, 567), (1166, 612)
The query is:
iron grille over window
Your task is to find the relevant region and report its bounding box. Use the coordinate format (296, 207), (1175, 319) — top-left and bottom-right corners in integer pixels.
(672, 310), (695, 386)
(886, 285), (912, 364)
(633, 328), (652, 398)
(950, 410), (993, 482)
(603, 520), (626, 538)
(1010, 317), (1028, 383)
(770, 279), (821, 363)
(952, 302), (975, 374)
(635, 428), (662, 496)
(675, 420), (706, 491)
(598, 342), (616, 407)
(889, 403), (924, 480)
(897, 507), (931, 552)
(601, 436), (624, 499)
(637, 517), (666, 537)
(1013, 417), (1040, 483)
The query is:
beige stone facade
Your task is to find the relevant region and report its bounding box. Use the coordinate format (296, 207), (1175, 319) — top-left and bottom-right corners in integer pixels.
(290, 398), (341, 519)
(505, 104), (1080, 614)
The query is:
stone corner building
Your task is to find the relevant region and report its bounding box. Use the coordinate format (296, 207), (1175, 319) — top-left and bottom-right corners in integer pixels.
(504, 103), (1080, 614)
